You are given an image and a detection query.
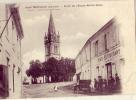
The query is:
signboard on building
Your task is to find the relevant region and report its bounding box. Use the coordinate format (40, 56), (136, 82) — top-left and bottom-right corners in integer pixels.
(98, 48), (120, 62)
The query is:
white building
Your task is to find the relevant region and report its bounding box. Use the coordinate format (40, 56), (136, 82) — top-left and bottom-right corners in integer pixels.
(37, 76), (45, 84)
(75, 18), (124, 88)
(0, 4), (24, 98)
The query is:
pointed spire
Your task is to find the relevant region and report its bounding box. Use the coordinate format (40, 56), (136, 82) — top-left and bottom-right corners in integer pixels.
(48, 10), (56, 35)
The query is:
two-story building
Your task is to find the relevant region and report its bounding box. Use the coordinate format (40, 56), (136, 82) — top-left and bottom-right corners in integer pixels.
(75, 18), (124, 89)
(0, 4), (24, 98)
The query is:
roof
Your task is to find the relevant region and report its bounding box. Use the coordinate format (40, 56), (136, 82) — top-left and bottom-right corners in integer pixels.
(75, 17), (116, 60)
(9, 4), (24, 40)
(48, 11), (56, 35)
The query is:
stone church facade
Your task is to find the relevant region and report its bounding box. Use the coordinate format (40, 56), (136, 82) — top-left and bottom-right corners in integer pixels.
(44, 12), (60, 61)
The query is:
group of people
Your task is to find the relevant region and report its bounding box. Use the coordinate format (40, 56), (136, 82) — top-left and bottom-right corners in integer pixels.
(94, 73), (121, 92)
(74, 73), (121, 93)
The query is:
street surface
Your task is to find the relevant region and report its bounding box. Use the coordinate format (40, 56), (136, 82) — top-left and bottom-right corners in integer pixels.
(22, 81), (85, 98)
(22, 81), (121, 98)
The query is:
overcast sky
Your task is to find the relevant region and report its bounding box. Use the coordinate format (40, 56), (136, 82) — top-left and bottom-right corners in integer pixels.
(19, 2), (118, 76)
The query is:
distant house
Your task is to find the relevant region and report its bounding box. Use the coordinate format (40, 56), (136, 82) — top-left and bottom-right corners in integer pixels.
(0, 4), (24, 98)
(37, 76), (44, 84)
(36, 75), (48, 84)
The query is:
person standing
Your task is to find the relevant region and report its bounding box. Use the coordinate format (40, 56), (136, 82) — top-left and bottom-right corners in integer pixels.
(99, 76), (103, 92)
(115, 73), (121, 90)
(111, 76), (115, 90)
(94, 78), (98, 90)
(54, 85), (58, 92)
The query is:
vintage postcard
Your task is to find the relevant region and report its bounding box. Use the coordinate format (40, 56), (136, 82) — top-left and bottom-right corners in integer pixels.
(0, 0), (135, 99)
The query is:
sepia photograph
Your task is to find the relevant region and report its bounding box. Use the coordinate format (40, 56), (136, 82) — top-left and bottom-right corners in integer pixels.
(0, 0), (135, 99)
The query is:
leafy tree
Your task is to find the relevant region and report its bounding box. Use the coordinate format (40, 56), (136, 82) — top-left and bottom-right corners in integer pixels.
(26, 57), (76, 83)
(61, 58), (75, 81)
(26, 60), (43, 84)
(44, 57), (59, 82)
(43, 57), (76, 82)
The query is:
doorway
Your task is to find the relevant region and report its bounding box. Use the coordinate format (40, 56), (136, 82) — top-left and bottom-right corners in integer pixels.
(106, 62), (112, 80)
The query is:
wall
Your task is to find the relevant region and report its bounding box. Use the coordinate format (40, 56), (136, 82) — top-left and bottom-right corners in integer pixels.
(75, 18), (124, 87)
(0, 4), (22, 98)
(90, 19), (122, 83)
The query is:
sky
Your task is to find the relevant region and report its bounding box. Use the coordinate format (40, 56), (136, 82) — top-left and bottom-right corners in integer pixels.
(19, 2), (117, 76)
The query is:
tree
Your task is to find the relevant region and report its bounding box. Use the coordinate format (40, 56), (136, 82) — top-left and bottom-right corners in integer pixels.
(58, 58), (76, 81)
(42, 57), (76, 83)
(26, 69), (30, 77)
(26, 60), (43, 84)
(44, 57), (59, 82)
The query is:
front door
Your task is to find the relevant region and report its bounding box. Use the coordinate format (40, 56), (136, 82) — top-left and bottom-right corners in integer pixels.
(106, 63), (112, 80)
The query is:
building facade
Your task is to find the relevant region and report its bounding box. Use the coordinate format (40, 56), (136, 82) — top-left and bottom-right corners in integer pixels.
(75, 18), (124, 89)
(0, 4), (24, 98)
(44, 12), (60, 61)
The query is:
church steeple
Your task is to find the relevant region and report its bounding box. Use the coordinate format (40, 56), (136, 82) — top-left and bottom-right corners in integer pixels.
(48, 11), (56, 35)
(44, 11), (60, 61)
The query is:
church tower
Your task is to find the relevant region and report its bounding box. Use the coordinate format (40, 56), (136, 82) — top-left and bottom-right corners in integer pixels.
(44, 11), (60, 61)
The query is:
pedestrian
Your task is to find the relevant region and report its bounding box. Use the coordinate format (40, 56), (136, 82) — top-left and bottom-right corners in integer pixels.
(94, 78), (98, 90)
(98, 76), (103, 92)
(54, 85), (58, 92)
(108, 76), (112, 91)
(103, 79), (106, 89)
(115, 73), (121, 90)
(111, 76), (115, 90)
(103, 79), (108, 91)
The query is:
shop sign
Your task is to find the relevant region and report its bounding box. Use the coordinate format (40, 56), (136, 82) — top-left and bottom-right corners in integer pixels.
(98, 49), (120, 62)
